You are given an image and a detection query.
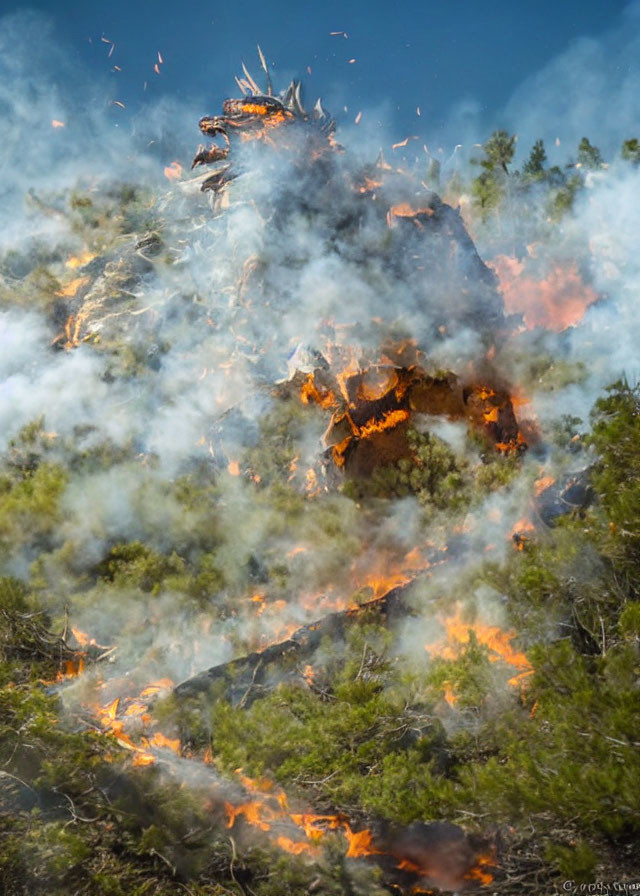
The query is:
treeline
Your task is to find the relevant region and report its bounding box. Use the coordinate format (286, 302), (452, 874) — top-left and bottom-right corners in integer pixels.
(426, 131), (640, 224)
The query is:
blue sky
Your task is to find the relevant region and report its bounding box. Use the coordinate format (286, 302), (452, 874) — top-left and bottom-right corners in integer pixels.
(2, 1), (639, 165)
(4, 2), (629, 121)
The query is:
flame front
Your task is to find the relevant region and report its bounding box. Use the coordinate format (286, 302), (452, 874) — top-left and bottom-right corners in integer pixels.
(426, 605), (532, 683)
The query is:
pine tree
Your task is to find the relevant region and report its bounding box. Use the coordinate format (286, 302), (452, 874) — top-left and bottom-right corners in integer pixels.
(621, 138), (640, 165)
(577, 137), (603, 169)
(522, 139), (547, 178)
(481, 129), (517, 175)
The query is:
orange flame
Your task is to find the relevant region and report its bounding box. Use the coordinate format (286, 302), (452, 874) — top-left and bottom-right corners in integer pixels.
(164, 160), (182, 180)
(139, 678), (174, 698)
(356, 408), (410, 439)
(509, 517), (535, 548)
(147, 732), (181, 754)
(533, 475), (556, 496)
(57, 655), (85, 679)
(66, 250), (96, 269)
(343, 825), (381, 858)
(300, 373), (336, 408)
(276, 836), (318, 856)
(464, 852), (495, 886)
(55, 276), (89, 297)
(388, 202), (434, 218)
(442, 681), (458, 707)
(303, 664), (315, 686)
(483, 407), (499, 424)
(489, 255), (598, 331)
(225, 800), (275, 831)
(426, 605), (531, 679)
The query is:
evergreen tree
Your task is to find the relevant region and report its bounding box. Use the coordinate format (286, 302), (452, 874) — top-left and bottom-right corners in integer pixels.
(522, 139), (547, 177)
(470, 130), (516, 221)
(621, 138), (640, 165)
(577, 137), (603, 169)
(481, 129), (517, 175)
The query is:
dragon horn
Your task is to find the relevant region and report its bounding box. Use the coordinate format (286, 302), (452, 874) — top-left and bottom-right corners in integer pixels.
(234, 76), (250, 96)
(257, 45), (273, 96)
(312, 97), (326, 119)
(292, 80), (306, 116)
(241, 62), (260, 95)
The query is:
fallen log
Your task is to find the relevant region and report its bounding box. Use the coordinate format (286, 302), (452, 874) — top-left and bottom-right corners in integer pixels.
(174, 582), (412, 705)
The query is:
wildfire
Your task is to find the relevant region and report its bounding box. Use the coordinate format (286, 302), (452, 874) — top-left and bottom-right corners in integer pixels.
(66, 250), (96, 269)
(533, 474), (556, 496)
(344, 825), (381, 858)
(55, 276), (89, 297)
(303, 664), (315, 686)
(225, 800), (276, 831)
(51, 310), (90, 350)
(300, 373), (335, 408)
(276, 836), (318, 856)
(298, 356), (526, 475)
(464, 853), (496, 886)
(509, 517), (535, 550)
(89, 678), (179, 766)
(57, 655), (85, 679)
(489, 255), (598, 331)
(70, 626), (98, 648)
(483, 407), (499, 424)
(225, 776), (494, 888)
(388, 202), (434, 219)
(358, 546), (434, 600)
(426, 605), (532, 682)
(442, 681), (458, 707)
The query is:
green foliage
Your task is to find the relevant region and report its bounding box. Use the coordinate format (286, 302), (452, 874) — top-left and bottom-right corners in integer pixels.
(470, 130), (516, 221)
(548, 171), (583, 220)
(210, 628), (445, 819)
(621, 137), (640, 164)
(471, 169), (504, 220)
(577, 136), (603, 169)
(586, 379), (640, 593)
(0, 461), (67, 563)
(481, 130), (517, 175)
(522, 138), (547, 178)
(97, 541), (186, 594)
(344, 428), (465, 509)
